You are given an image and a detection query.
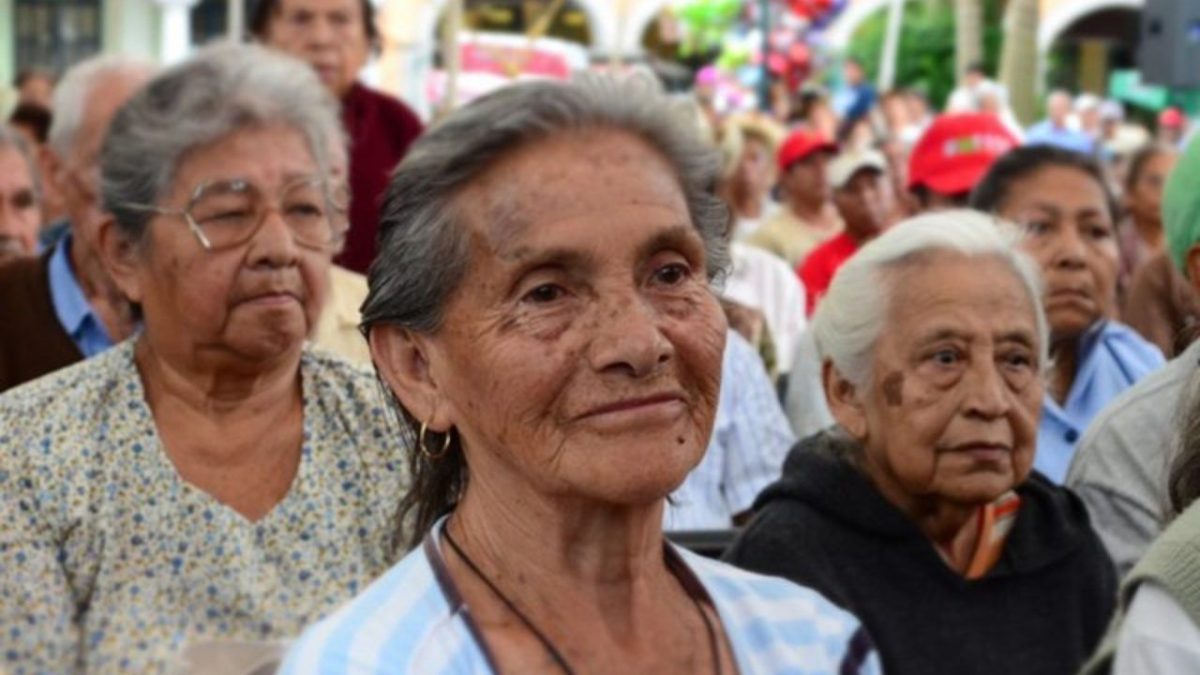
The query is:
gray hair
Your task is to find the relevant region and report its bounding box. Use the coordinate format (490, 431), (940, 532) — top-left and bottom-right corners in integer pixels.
(362, 74), (731, 544)
(0, 126), (42, 201)
(99, 42), (342, 243)
(361, 74), (730, 334)
(48, 54), (157, 158)
(811, 209), (1048, 389)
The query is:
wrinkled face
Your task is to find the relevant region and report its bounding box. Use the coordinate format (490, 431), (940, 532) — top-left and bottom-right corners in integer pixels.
(783, 152), (831, 205)
(419, 131), (727, 506)
(118, 125), (331, 362)
(0, 147), (40, 257)
(1128, 151), (1177, 230)
(834, 168), (892, 240)
(263, 0), (369, 98)
(998, 165), (1118, 341)
(55, 74), (146, 255)
(840, 254), (1043, 509)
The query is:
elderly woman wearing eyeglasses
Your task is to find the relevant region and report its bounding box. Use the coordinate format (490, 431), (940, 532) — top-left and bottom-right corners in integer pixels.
(0, 44), (408, 674)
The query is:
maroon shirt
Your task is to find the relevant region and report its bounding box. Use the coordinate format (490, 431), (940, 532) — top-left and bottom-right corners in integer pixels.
(337, 82), (423, 274)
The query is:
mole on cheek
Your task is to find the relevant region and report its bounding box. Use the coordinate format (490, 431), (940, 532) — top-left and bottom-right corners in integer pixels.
(881, 371), (904, 407)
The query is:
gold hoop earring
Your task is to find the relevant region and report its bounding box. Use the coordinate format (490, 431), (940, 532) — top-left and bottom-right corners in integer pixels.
(418, 420), (452, 460)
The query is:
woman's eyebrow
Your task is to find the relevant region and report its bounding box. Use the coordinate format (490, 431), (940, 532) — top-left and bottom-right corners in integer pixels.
(634, 224), (703, 263)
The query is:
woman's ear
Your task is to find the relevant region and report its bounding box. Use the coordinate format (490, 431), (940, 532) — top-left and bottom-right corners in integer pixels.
(96, 217), (144, 303)
(369, 325), (454, 432)
(823, 360), (868, 440)
(1186, 245), (1200, 290)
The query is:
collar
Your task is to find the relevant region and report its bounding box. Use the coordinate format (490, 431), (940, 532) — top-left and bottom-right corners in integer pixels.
(47, 233), (99, 338)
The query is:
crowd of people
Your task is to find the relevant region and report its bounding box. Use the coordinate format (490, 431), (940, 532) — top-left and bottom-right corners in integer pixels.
(2, 0), (1200, 674)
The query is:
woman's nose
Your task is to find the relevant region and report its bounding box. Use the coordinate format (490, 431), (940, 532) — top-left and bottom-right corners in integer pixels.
(1048, 227), (1088, 269)
(586, 294), (674, 378)
(963, 360), (1010, 420)
(247, 209), (301, 268)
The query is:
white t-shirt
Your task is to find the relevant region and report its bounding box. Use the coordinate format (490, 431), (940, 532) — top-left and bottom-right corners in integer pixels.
(722, 242), (807, 371)
(1114, 582), (1200, 675)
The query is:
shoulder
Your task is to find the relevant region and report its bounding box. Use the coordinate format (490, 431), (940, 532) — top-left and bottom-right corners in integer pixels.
(1073, 341), (1194, 463)
(0, 253), (45, 284)
(281, 547), (460, 675)
(1099, 321), (1166, 375)
(684, 551), (872, 672)
(300, 347), (405, 449)
(0, 340), (132, 425)
(351, 84), (423, 133)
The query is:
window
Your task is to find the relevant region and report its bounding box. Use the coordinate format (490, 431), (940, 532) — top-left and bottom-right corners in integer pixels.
(191, 0), (254, 47)
(14, 0), (103, 74)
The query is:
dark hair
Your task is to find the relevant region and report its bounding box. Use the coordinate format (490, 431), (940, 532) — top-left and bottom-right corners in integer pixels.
(969, 145), (1120, 224)
(8, 102), (52, 144)
(249, 0), (378, 46)
(1125, 142), (1176, 194)
(965, 61), (987, 77)
(1169, 377), (1200, 515)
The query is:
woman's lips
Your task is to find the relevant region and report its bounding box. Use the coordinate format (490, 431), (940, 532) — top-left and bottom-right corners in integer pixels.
(953, 443), (1012, 463)
(575, 394), (688, 423)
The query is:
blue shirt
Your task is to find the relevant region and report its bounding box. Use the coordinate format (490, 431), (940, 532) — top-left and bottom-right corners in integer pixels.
(1025, 119), (1096, 155)
(47, 233), (116, 358)
(279, 517), (881, 675)
(665, 330), (796, 531)
(1036, 321), (1164, 483)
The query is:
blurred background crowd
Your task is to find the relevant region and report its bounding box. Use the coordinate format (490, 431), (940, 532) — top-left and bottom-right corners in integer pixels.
(4, 1), (1200, 674)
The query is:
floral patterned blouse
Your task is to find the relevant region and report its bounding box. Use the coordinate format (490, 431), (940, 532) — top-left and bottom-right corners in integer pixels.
(0, 340), (410, 674)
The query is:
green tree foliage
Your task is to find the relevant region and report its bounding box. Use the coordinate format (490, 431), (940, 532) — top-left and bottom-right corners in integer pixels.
(846, 0), (1003, 108)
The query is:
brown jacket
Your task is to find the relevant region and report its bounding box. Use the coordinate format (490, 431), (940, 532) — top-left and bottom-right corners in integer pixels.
(0, 252), (82, 392)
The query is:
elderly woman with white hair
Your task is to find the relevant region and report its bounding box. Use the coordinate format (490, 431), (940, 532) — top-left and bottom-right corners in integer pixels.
(0, 44), (407, 673)
(282, 76), (878, 675)
(725, 211), (1117, 675)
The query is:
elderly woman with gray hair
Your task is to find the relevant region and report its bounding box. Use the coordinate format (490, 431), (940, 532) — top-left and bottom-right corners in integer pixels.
(281, 77), (878, 675)
(725, 211), (1117, 675)
(0, 44), (407, 673)
(0, 125), (42, 259)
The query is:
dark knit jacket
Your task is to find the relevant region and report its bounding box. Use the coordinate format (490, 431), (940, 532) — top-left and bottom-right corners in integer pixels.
(0, 253), (82, 392)
(724, 431), (1118, 675)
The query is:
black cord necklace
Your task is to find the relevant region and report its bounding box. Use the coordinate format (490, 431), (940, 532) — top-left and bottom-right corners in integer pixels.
(442, 526), (724, 675)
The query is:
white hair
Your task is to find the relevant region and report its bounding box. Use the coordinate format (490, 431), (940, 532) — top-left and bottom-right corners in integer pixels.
(48, 54), (157, 157)
(811, 209), (1048, 388)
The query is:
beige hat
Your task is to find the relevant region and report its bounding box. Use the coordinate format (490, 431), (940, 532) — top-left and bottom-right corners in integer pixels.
(828, 149), (888, 190)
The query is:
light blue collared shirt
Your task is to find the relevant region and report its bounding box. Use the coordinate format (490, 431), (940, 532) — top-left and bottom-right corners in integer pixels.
(1037, 321), (1165, 483)
(280, 516), (881, 675)
(47, 233), (116, 358)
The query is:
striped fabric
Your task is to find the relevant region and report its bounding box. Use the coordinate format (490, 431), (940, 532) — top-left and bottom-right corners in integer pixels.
(280, 518), (880, 675)
(664, 330), (797, 531)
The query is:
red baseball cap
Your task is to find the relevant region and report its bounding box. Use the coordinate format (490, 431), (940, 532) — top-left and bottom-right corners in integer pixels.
(777, 129), (837, 172)
(1160, 107), (1185, 129)
(907, 113), (1019, 196)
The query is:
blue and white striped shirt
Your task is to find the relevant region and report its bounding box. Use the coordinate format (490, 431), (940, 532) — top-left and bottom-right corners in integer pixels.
(280, 518), (879, 675)
(665, 331), (796, 531)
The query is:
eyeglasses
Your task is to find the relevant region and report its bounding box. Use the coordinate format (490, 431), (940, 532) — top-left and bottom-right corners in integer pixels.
(124, 176), (349, 252)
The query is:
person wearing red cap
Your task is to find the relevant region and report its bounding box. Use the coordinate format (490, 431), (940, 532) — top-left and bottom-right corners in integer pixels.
(1158, 107), (1188, 147)
(744, 129), (841, 266)
(906, 112), (1019, 211)
(798, 150), (894, 316)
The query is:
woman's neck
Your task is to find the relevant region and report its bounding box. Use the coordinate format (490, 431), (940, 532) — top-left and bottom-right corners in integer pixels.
(134, 335), (301, 416)
(1133, 215), (1165, 251)
(788, 197), (828, 223)
(450, 478), (669, 590)
(857, 453), (981, 572)
(1049, 336), (1080, 406)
